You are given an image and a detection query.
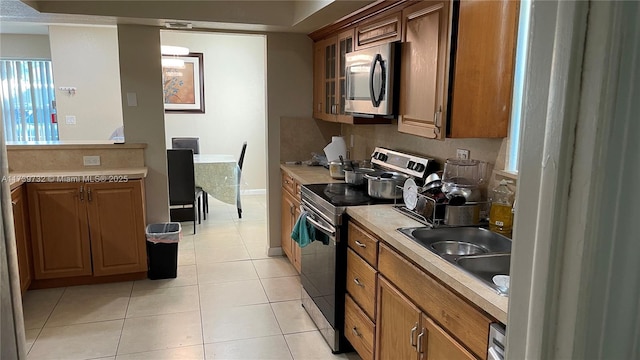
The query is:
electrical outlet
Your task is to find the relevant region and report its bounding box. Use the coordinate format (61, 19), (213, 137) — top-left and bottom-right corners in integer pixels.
(456, 149), (470, 160)
(83, 156), (100, 166)
(65, 115), (76, 125)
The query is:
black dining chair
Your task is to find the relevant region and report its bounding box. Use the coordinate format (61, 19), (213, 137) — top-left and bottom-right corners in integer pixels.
(167, 149), (204, 234)
(237, 141), (247, 219)
(171, 137), (200, 154)
(171, 137), (208, 218)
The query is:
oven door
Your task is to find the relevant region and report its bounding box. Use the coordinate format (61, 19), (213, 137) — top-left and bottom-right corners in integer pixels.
(299, 203), (344, 350)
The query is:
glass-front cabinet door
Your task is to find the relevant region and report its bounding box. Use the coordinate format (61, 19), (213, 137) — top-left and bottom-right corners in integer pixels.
(336, 29), (354, 123)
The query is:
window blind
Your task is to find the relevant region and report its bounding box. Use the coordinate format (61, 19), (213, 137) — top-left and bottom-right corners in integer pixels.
(0, 60), (58, 142)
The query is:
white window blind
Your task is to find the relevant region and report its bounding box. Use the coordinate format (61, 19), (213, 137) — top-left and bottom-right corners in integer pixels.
(0, 60), (58, 142)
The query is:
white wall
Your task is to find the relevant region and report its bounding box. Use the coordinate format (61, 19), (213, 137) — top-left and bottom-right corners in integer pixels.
(161, 31), (266, 191)
(0, 34), (50, 59)
(48, 25), (123, 141)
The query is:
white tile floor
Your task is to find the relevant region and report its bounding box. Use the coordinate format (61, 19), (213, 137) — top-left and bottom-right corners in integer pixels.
(22, 195), (361, 360)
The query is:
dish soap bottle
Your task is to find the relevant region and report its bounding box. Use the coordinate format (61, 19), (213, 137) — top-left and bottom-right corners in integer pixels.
(489, 180), (514, 236)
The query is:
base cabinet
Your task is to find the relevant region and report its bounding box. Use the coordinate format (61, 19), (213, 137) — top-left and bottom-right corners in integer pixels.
(376, 276), (476, 360)
(27, 181), (147, 281)
(11, 185), (33, 294)
(281, 170), (301, 272)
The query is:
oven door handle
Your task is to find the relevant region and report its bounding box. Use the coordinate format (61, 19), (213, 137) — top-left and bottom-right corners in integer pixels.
(305, 215), (336, 238)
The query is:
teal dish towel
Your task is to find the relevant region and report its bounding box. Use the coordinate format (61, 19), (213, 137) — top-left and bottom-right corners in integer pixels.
(291, 211), (314, 248)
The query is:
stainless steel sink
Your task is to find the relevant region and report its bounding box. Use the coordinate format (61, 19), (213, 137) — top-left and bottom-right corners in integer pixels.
(397, 226), (511, 295)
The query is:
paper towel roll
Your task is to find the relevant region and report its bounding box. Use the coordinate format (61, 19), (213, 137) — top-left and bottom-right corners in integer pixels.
(323, 136), (347, 162)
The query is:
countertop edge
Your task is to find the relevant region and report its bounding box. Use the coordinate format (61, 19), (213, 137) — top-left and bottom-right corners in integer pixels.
(6, 143), (147, 150)
(346, 205), (508, 323)
(280, 164), (341, 185)
(7, 168), (148, 189)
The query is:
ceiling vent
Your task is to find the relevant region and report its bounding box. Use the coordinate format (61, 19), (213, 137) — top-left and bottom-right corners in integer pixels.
(165, 22), (193, 29)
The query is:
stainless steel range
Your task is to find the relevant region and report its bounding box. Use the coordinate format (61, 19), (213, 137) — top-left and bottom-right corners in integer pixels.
(299, 147), (437, 352)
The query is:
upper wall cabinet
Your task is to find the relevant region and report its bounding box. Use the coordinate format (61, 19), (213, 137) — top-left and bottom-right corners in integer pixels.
(355, 11), (402, 50)
(313, 30), (355, 124)
(448, 0), (519, 138)
(397, 0), (451, 139)
(309, 0), (519, 138)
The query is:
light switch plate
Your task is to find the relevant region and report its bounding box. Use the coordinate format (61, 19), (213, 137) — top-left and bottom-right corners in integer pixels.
(83, 156), (100, 166)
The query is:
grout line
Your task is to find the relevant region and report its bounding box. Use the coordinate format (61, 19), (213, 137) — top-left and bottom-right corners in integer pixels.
(114, 281), (134, 356)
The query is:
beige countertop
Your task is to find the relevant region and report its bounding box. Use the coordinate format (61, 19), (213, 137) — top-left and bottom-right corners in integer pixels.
(280, 164), (342, 184)
(6, 141), (147, 150)
(7, 168), (148, 191)
(281, 163), (508, 324)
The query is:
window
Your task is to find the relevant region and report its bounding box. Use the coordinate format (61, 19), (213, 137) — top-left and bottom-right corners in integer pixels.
(0, 60), (58, 142)
(506, 0), (532, 172)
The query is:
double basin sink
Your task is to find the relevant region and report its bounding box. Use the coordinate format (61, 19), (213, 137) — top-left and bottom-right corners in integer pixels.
(397, 227), (511, 295)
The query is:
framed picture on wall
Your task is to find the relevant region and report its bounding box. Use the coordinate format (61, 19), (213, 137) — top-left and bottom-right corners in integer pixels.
(162, 52), (205, 113)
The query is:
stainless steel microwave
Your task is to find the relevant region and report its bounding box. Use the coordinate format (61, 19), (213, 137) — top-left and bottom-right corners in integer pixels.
(344, 42), (399, 116)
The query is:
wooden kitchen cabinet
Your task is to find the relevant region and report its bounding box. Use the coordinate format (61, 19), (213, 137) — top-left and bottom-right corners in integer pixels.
(314, 30), (355, 123)
(345, 220), (380, 360)
(86, 182), (148, 276)
(281, 170), (301, 272)
(376, 276), (422, 360)
(11, 185), (33, 294)
(448, 0), (519, 138)
(420, 314), (476, 360)
(27, 180), (147, 281)
(355, 11), (402, 50)
(378, 243), (491, 358)
(28, 183), (93, 279)
(376, 276), (476, 360)
(397, 0), (451, 139)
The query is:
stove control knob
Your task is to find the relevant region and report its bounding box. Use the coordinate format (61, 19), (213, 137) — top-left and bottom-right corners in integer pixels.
(378, 153), (388, 161)
(372, 152), (379, 159)
(407, 161), (416, 170)
(414, 163), (426, 172)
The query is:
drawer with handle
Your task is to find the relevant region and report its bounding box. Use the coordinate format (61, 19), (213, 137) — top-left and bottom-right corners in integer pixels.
(345, 294), (375, 360)
(348, 221), (379, 267)
(346, 248), (377, 320)
(281, 171), (297, 196)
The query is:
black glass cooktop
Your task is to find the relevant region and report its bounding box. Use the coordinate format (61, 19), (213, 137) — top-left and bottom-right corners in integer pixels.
(303, 183), (393, 207)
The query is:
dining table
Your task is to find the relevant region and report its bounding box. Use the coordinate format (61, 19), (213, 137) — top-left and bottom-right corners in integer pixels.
(193, 154), (239, 205)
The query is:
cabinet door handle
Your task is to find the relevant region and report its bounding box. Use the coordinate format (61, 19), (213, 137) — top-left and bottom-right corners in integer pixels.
(434, 106), (442, 137)
(87, 187), (92, 202)
(79, 185), (84, 201)
(410, 323), (418, 348)
(11, 200), (17, 206)
(355, 240), (367, 248)
(417, 328), (426, 354)
(352, 327), (361, 337)
(353, 278), (364, 287)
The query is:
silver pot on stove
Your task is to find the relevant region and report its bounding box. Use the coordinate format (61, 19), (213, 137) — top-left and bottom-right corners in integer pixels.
(364, 171), (410, 199)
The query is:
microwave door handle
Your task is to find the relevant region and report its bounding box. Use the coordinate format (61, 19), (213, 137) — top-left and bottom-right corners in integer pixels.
(369, 53), (385, 108)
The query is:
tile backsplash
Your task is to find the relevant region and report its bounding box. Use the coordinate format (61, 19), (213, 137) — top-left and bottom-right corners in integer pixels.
(341, 123), (505, 168)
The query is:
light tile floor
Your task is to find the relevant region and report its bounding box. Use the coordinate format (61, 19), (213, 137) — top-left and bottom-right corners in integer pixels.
(22, 194), (361, 360)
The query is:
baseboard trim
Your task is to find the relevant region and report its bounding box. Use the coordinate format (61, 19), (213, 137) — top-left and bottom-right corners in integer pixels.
(268, 246), (283, 256)
(241, 189), (266, 195)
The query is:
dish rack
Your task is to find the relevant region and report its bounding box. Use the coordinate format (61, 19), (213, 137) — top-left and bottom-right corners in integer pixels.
(393, 185), (490, 228)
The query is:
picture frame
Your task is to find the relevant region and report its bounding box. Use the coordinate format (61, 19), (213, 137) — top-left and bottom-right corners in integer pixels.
(162, 52), (205, 113)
